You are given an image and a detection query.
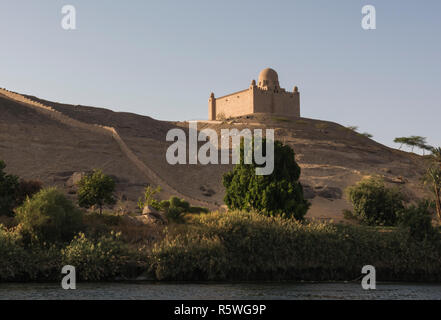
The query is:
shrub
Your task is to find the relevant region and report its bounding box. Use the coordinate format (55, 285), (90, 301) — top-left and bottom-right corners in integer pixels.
(223, 140), (310, 220)
(397, 200), (436, 241)
(61, 232), (140, 281)
(0, 225), (61, 281)
(77, 169), (116, 214)
(0, 225), (28, 280)
(159, 196), (209, 223)
(15, 188), (84, 244)
(148, 210), (441, 281)
(346, 177), (405, 226)
(82, 212), (123, 238)
(137, 185), (162, 212)
(0, 160), (19, 216)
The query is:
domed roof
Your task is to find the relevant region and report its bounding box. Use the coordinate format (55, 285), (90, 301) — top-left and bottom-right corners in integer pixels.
(258, 68), (280, 89)
(258, 68), (279, 82)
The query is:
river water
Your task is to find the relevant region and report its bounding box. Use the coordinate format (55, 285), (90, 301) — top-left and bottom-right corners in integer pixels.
(0, 282), (440, 300)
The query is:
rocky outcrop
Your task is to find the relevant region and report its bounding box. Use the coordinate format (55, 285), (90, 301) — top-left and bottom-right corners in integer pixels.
(142, 205), (167, 224)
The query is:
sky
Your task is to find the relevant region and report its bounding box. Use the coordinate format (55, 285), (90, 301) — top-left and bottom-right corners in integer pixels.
(1, 0), (440, 151)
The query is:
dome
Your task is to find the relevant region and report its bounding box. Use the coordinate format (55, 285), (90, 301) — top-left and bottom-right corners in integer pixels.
(258, 68), (280, 89)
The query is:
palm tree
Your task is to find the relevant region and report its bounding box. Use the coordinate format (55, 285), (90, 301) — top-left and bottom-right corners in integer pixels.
(425, 167), (441, 220)
(424, 147), (441, 220)
(431, 147), (441, 163)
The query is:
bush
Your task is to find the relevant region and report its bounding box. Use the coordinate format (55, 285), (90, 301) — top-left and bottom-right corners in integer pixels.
(346, 177), (405, 226)
(82, 212), (123, 238)
(137, 186), (162, 212)
(148, 210), (441, 281)
(0, 225), (61, 281)
(150, 232), (227, 280)
(223, 140), (309, 220)
(0, 160), (19, 216)
(77, 169), (116, 214)
(397, 200), (436, 241)
(0, 225), (28, 280)
(15, 188), (84, 244)
(159, 196), (209, 223)
(61, 232), (141, 281)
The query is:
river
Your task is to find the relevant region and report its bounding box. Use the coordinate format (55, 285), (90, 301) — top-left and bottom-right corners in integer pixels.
(0, 282), (440, 300)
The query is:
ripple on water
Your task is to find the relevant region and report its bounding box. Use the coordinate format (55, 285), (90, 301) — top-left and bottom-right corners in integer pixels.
(0, 282), (440, 300)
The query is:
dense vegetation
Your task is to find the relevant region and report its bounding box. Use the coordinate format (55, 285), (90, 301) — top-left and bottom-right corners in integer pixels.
(2, 210), (441, 282)
(223, 139), (310, 220)
(149, 211), (441, 281)
(2, 145), (441, 282)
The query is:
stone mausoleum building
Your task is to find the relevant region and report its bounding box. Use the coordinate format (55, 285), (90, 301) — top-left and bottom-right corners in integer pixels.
(209, 68), (300, 120)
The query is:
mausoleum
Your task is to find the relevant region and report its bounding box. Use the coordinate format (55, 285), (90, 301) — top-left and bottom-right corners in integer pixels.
(209, 68), (300, 120)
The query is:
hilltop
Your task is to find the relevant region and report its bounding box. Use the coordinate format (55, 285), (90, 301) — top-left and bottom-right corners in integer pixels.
(0, 89), (429, 221)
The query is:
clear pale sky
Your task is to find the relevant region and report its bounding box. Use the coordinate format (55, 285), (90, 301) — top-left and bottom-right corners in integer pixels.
(1, 0), (440, 151)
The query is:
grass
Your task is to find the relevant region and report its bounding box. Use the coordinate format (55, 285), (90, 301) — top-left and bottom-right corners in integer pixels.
(2, 210), (441, 282)
(148, 211), (441, 281)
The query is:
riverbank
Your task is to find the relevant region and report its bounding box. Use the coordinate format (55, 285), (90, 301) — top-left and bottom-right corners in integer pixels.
(2, 211), (441, 282)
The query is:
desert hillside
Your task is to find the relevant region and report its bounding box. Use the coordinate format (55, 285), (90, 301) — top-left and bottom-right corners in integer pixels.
(0, 89), (429, 221)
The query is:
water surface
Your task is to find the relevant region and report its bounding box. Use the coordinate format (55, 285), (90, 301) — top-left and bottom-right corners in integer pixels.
(1, 282), (441, 300)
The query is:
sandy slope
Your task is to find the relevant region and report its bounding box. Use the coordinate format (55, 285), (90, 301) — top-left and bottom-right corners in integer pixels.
(0, 92), (429, 220)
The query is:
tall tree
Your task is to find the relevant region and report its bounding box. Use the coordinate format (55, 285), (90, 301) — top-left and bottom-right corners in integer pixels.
(223, 139), (310, 220)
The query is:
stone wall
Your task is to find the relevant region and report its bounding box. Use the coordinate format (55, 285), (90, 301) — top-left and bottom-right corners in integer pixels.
(213, 89), (252, 119)
(209, 86), (300, 120)
(253, 88), (300, 117)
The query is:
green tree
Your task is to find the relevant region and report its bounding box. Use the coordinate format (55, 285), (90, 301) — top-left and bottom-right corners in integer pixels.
(394, 136), (433, 154)
(0, 160), (19, 216)
(346, 177), (405, 226)
(223, 139), (310, 220)
(15, 187), (83, 243)
(77, 170), (116, 214)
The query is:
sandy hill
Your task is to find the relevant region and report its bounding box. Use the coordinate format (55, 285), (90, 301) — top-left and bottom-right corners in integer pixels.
(0, 89), (429, 220)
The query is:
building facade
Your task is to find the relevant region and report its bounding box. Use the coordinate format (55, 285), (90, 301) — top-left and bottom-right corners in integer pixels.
(209, 68), (300, 120)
